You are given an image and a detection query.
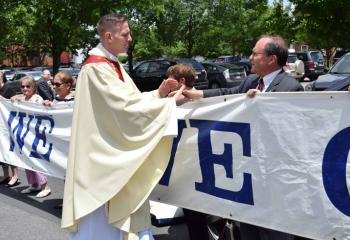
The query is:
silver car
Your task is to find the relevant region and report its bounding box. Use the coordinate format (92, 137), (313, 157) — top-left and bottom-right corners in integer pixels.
(305, 52), (350, 91)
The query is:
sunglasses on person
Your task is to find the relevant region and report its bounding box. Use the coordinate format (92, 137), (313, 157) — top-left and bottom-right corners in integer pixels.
(53, 82), (64, 87)
(21, 85), (32, 89)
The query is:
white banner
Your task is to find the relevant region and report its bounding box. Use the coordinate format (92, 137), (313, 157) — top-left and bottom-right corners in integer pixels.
(0, 100), (72, 179)
(151, 92), (350, 240)
(0, 92), (349, 239)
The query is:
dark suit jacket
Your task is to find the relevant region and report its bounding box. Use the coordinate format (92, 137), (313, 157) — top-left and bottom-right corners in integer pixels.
(203, 70), (304, 97)
(37, 78), (54, 100)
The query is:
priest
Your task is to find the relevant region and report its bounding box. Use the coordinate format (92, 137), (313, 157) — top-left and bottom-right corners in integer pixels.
(62, 13), (187, 240)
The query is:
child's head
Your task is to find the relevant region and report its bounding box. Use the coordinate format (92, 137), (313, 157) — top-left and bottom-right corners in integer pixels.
(166, 64), (196, 89)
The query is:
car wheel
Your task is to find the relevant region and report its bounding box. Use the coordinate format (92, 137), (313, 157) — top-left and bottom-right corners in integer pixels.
(207, 217), (239, 240)
(210, 82), (221, 89)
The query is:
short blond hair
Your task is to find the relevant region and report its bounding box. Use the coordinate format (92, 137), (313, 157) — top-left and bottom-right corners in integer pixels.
(96, 14), (128, 36)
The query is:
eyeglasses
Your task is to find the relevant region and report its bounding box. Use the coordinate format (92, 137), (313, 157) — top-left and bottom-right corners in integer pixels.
(251, 51), (265, 57)
(53, 82), (64, 87)
(21, 85), (32, 89)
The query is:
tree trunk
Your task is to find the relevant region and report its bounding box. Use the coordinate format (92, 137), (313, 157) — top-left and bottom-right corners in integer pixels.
(52, 47), (61, 76)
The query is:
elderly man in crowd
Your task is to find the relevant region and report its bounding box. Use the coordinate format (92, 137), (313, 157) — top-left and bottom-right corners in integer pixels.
(36, 69), (54, 100)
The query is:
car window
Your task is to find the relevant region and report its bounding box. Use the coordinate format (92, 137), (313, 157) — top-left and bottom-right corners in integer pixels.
(330, 54), (350, 74)
(149, 62), (160, 73)
(159, 62), (171, 71)
(310, 52), (324, 62)
(135, 62), (149, 74)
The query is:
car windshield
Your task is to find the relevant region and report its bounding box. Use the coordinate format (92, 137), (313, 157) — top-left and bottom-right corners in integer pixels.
(310, 52), (323, 62)
(330, 54), (350, 74)
(287, 55), (297, 63)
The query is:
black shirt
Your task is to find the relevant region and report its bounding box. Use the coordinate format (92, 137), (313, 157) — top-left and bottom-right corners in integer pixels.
(0, 84), (16, 99)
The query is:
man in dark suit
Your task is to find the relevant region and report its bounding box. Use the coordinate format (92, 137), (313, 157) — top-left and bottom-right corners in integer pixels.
(185, 35), (303, 100)
(37, 69), (54, 100)
(183, 35), (304, 240)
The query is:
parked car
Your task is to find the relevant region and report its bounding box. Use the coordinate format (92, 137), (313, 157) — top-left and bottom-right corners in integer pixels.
(332, 50), (349, 65)
(58, 66), (80, 78)
(233, 59), (252, 75)
(201, 62), (246, 89)
(130, 58), (208, 92)
(6, 70), (43, 94)
(296, 51), (325, 80)
(0, 68), (16, 82)
(216, 55), (234, 64)
(123, 61), (142, 73)
(215, 56), (252, 74)
(305, 52), (350, 91)
(284, 54), (304, 81)
(323, 76), (350, 91)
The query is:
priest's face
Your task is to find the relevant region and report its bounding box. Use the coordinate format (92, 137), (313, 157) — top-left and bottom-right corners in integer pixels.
(108, 21), (132, 55)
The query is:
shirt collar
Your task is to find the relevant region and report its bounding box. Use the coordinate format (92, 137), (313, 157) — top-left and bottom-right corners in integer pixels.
(261, 68), (282, 92)
(97, 43), (119, 62)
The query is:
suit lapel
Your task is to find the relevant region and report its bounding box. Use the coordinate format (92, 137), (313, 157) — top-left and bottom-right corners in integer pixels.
(265, 70), (285, 92)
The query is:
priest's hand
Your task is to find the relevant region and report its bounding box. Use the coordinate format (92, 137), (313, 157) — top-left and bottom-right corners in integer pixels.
(158, 78), (180, 98)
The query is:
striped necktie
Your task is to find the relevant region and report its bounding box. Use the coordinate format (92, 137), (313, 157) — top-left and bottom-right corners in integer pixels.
(256, 77), (264, 91)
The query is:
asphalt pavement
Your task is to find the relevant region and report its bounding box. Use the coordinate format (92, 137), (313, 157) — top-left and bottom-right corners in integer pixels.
(0, 169), (189, 240)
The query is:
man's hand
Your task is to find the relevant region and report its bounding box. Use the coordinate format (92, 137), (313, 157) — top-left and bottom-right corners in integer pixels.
(158, 78), (180, 98)
(348, 85), (350, 92)
(182, 89), (204, 100)
(172, 85), (190, 106)
(246, 89), (260, 98)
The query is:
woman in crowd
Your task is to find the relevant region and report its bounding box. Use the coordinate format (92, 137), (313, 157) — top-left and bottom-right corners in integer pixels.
(43, 70), (74, 106)
(43, 70), (75, 208)
(11, 75), (51, 198)
(0, 71), (20, 187)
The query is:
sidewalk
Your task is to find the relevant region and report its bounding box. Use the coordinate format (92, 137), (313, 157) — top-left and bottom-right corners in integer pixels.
(0, 168), (189, 240)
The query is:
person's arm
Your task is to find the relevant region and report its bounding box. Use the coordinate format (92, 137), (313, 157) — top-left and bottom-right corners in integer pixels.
(10, 94), (24, 102)
(203, 85), (241, 97)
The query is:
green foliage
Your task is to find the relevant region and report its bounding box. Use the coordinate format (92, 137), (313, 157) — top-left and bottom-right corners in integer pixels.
(1, 0), (350, 68)
(163, 41), (187, 58)
(134, 30), (164, 60)
(291, 0), (350, 49)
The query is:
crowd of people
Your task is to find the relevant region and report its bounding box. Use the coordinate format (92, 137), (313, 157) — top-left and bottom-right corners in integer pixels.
(0, 12), (349, 240)
(0, 69), (75, 198)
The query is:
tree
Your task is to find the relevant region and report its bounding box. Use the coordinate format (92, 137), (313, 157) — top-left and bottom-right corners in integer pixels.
(156, 0), (210, 57)
(291, 0), (350, 65)
(262, 2), (296, 45)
